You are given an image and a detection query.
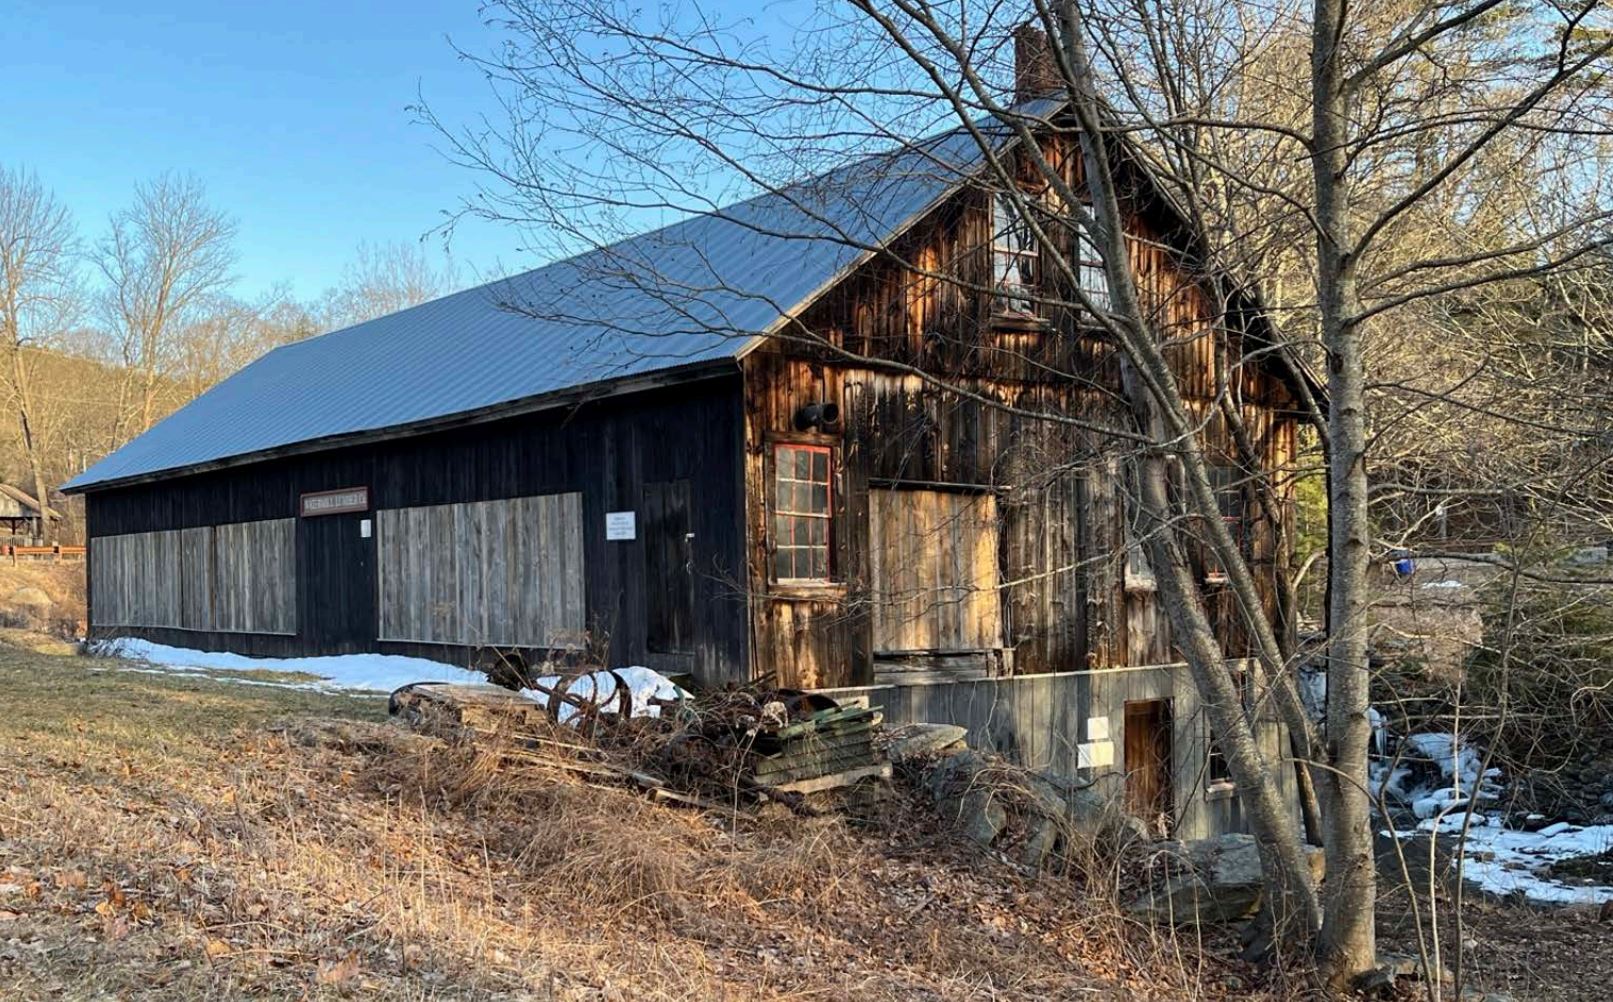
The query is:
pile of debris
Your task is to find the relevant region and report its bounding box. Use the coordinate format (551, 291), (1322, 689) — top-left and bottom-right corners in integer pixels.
(653, 687), (890, 796)
(742, 703), (888, 792)
(389, 674), (890, 807)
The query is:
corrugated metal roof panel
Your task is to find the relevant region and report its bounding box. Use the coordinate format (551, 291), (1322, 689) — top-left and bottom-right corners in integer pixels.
(66, 106), (1052, 491)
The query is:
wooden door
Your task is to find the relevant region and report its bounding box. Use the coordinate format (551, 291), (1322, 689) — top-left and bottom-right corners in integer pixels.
(643, 480), (695, 654)
(300, 511), (375, 653)
(1123, 699), (1174, 829)
(868, 488), (1001, 653)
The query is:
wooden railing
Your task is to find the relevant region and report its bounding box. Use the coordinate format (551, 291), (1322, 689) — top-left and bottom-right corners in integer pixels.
(5, 544), (86, 562)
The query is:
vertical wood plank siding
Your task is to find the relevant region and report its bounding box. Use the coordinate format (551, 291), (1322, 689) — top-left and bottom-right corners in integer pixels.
(820, 663), (1297, 841)
(743, 131), (1303, 688)
(83, 380), (749, 678)
(868, 489), (1000, 653)
(89, 519), (295, 634)
(376, 493), (587, 648)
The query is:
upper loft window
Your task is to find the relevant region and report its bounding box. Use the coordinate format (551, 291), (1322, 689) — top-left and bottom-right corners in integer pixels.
(995, 188), (1113, 319)
(1203, 463), (1248, 583)
(1209, 464), (1248, 551)
(992, 190), (1040, 316)
(773, 444), (833, 582)
(1074, 211), (1112, 313)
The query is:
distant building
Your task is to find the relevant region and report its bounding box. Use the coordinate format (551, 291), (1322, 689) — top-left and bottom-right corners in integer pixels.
(0, 484), (60, 544)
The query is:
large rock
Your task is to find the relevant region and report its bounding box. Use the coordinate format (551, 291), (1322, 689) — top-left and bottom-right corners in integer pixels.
(886, 723), (968, 765)
(922, 748), (1149, 868)
(1127, 834), (1326, 924)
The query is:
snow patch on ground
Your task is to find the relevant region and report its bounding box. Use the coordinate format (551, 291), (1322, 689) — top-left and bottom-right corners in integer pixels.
(519, 667), (686, 722)
(1393, 815), (1613, 906)
(91, 638), (689, 720)
(1371, 727), (1611, 905)
(1370, 729), (1502, 820)
(91, 638), (488, 693)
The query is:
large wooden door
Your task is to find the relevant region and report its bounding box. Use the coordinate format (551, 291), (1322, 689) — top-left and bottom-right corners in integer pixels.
(1124, 699), (1174, 829)
(300, 512), (375, 653)
(643, 480), (695, 654)
(868, 488), (1001, 653)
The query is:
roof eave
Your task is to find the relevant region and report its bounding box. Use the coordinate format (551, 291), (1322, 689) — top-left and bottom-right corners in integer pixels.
(64, 357), (741, 495)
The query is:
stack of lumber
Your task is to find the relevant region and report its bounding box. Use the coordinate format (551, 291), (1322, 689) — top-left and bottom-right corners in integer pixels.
(745, 704), (891, 794)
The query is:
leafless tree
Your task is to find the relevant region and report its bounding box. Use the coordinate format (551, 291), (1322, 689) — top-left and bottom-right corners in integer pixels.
(429, 0), (1613, 985)
(95, 173), (236, 445)
(0, 167), (80, 542)
(317, 240), (458, 330)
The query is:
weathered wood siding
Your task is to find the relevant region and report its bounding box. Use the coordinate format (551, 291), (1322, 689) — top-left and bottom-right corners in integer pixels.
(212, 519), (297, 634)
(742, 130), (1302, 689)
(868, 488), (1000, 653)
(90, 518), (295, 634)
(820, 661), (1297, 841)
(376, 494), (586, 649)
(84, 380), (749, 680)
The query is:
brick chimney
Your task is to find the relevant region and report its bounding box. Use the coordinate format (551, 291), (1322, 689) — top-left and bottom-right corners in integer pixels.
(1013, 23), (1061, 104)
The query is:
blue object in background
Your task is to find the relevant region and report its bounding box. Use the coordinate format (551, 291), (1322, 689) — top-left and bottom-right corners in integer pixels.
(1391, 550), (1415, 577)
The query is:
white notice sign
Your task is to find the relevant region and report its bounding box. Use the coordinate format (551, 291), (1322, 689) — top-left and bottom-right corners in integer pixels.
(1077, 741), (1115, 769)
(605, 511), (636, 541)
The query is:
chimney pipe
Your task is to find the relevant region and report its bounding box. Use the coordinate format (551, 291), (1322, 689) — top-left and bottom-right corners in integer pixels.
(1013, 23), (1060, 104)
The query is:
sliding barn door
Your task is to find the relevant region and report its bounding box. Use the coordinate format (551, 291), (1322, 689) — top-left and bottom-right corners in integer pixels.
(867, 489), (1001, 654)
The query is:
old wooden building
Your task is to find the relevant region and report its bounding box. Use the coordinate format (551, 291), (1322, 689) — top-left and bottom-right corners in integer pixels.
(66, 34), (1306, 837)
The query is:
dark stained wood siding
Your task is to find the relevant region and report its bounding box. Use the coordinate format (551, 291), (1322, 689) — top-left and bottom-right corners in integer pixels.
(642, 479), (696, 655)
(84, 378), (750, 684)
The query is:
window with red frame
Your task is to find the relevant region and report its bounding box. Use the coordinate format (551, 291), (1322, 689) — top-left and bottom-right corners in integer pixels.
(773, 444), (832, 582)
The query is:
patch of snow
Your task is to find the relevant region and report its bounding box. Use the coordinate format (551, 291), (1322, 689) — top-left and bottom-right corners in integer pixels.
(1398, 732), (1501, 801)
(1442, 819), (1613, 906)
(519, 666), (686, 723)
(91, 637), (488, 693)
(1419, 579), (1465, 590)
(1368, 706), (1388, 757)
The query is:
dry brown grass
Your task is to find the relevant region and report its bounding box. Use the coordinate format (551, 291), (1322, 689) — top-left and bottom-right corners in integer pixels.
(0, 560), (85, 636)
(0, 646), (1306, 1001)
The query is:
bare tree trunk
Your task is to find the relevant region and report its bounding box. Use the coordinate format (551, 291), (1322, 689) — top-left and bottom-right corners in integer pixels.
(1122, 358), (1322, 937)
(11, 348), (52, 544)
(1312, 0), (1376, 981)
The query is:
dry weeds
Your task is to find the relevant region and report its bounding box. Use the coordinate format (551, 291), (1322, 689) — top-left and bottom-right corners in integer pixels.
(0, 646), (1314, 1000)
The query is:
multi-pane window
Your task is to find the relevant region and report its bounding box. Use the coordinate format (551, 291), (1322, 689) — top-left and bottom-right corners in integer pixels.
(1209, 464), (1247, 552)
(1203, 464), (1247, 582)
(1074, 212), (1111, 312)
(992, 190), (1039, 315)
(1206, 669), (1250, 791)
(773, 444), (832, 582)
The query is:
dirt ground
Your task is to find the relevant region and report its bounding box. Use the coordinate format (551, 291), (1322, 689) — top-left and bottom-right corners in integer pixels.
(0, 642), (1601, 1000)
(1375, 834), (1613, 1002)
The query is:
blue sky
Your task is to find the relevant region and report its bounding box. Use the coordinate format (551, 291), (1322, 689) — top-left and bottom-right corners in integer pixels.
(5, 1), (528, 299)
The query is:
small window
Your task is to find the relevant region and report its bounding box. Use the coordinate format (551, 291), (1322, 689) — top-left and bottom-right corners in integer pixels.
(1210, 465), (1247, 546)
(992, 190), (1039, 315)
(773, 444), (833, 582)
(1206, 669), (1250, 792)
(1207, 734), (1234, 790)
(1074, 212), (1111, 312)
(1203, 464), (1247, 582)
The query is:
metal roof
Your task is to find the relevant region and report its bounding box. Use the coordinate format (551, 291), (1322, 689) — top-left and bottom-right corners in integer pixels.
(65, 103), (1057, 492)
(66, 136), (995, 491)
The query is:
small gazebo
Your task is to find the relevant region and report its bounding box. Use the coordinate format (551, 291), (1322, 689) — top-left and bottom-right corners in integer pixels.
(0, 485), (60, 543)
